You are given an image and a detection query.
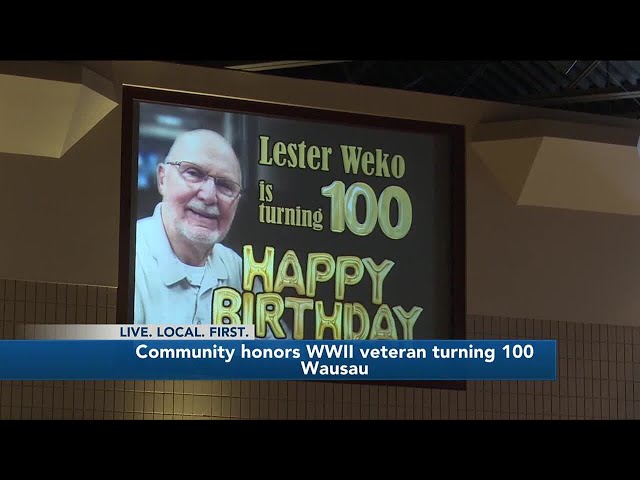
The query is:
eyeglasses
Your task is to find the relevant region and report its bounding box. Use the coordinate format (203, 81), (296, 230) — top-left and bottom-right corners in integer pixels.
(166, 161), (243, 200)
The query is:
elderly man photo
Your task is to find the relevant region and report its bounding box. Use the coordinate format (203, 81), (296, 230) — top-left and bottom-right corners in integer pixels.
(134, 129), (246, 326)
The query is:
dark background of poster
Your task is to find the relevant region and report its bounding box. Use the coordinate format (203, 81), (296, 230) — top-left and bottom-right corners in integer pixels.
(136, 101), (453, 340)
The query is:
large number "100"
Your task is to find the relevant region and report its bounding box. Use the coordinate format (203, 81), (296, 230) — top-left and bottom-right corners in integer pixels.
(321, 181), (412, 240)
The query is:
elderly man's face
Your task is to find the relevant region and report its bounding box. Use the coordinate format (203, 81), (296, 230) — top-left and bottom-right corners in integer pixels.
(157, 131), (242, 248)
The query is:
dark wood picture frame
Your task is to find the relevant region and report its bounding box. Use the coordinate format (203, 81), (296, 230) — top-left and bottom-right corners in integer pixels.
(118, 84), (466, 390)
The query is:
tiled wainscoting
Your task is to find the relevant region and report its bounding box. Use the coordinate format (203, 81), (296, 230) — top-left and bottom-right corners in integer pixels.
(1, 279), (639, 419)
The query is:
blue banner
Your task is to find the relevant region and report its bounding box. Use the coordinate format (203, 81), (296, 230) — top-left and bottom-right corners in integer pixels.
(0, 340), (556, 380)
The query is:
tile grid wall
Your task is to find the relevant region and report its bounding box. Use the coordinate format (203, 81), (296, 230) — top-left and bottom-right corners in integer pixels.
(1, 278), (639, 420)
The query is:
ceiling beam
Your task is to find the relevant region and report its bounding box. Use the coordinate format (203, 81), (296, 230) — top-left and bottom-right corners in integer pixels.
(513, 85), (640, 105)
(453, 62), (488, 96)
(567, 60), (599, 89)
(225, 60), (351, 72)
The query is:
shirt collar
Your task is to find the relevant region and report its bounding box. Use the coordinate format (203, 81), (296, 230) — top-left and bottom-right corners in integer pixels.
(146, 203), (229, 287)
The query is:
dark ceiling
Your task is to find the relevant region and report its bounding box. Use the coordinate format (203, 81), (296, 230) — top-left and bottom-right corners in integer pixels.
(176, 60), (640, 120)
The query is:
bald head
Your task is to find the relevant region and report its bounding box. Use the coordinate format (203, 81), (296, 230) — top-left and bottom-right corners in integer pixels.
(165, 129), (242, 184)
(156, 129), (243, 265)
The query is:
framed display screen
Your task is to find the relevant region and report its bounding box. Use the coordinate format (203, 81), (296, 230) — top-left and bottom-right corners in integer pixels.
(118, 85), (465, 346)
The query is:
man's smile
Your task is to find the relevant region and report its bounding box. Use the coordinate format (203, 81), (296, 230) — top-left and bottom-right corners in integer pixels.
(186, 207), (219, 227)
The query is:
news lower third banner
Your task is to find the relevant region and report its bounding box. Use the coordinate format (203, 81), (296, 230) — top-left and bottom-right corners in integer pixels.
(0, 340), (556, 381)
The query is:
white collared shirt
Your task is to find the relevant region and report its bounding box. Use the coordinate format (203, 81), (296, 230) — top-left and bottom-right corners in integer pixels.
(134, 203), (243, 325)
